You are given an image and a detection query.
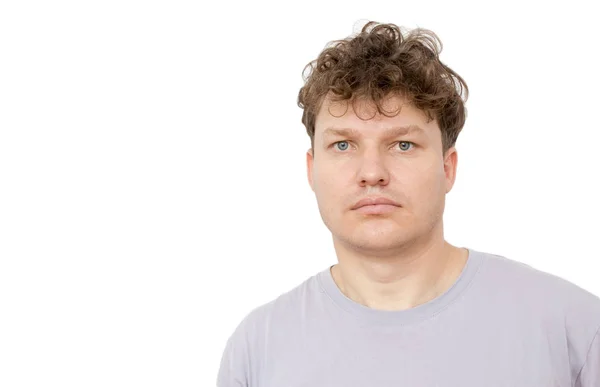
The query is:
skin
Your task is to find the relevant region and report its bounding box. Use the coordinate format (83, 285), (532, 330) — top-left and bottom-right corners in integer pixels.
(306, 93), (469, 311)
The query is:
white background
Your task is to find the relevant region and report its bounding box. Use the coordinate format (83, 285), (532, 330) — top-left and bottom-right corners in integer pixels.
(1, 0), (599, 386)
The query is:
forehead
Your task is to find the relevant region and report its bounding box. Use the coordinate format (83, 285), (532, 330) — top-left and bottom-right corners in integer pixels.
(314, 95), (439, 141)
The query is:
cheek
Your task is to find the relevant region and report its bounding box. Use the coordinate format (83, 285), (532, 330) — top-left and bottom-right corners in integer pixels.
(422, 169), (446, 197)
(422, 171), (448, 212)
(314, 166), (348, 205)
(399, 163), (446, 201)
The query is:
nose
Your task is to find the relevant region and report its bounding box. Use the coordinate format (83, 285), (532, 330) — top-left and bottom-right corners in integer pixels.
(357, 150), (390, 187)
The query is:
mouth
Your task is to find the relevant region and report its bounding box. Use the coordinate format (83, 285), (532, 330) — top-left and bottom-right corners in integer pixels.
(351, 197), (401, 214)
(353, 203), (399, 215)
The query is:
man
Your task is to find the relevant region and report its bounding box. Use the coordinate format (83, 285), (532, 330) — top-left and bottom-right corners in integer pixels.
(217, 21), (600, 386)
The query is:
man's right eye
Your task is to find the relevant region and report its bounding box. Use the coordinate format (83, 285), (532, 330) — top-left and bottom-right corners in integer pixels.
(334, 141), (349, 151)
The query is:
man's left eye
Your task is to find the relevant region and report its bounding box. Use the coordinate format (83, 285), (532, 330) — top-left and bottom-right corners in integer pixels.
(397, 141), (413, 151)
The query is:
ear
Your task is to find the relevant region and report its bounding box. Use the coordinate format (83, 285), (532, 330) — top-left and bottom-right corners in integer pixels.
(443, 147), (458, 194)
(306, 147), (315, 192)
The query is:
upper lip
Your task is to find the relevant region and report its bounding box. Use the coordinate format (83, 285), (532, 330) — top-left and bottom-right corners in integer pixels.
(351, 197), (400, 210)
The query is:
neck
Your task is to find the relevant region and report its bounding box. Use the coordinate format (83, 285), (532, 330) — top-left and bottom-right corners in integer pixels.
(330, 234), (468, 311)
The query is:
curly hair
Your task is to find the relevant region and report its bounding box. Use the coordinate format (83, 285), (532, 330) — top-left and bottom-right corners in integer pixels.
(297, 21), (469, 153)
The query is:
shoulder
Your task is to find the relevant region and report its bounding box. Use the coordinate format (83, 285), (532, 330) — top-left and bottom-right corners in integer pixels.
(238, 269), (325, 329)
(224, 268), (326, 349)
(217, 272), (323, 385)
(477, 250), (600, 312)
(475, 249), (600, 343)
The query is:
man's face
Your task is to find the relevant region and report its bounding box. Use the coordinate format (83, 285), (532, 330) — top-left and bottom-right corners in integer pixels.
(306, 94), (458, 255)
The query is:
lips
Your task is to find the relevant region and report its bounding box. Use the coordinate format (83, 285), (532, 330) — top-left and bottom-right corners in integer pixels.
(351, 197), (400, 210)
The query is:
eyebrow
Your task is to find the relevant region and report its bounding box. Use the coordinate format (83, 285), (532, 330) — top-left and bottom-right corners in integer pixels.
(322, 125), (425, 138)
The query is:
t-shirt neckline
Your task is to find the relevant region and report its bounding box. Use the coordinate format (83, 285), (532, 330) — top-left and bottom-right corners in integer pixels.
(317, 247), (486, 326)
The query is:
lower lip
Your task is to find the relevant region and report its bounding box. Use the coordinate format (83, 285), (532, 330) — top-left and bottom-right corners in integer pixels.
(354, 204), (399, 215)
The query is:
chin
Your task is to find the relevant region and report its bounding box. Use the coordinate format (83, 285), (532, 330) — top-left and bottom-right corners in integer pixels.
(340, 226), (413, 252)
(340, 237), (410, 256)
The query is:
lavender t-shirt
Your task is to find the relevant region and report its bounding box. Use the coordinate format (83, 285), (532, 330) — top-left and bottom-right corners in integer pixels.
(217, 248), (600, 386)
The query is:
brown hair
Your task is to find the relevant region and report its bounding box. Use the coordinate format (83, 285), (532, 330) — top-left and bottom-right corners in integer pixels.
(297, 21), (469, 153)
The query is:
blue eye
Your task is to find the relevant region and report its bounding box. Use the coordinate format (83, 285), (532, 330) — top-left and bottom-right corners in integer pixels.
(398, 141), (413, 151)
(334, 141), (349, 151)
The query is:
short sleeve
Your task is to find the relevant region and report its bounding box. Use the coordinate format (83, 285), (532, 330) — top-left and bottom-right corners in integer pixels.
(216, 318), (250, 387)
(575, 326), (600, 386)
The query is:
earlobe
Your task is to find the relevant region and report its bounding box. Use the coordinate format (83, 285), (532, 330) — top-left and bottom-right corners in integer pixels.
(444, 148), (458, 193)
(307, 148), (314, 192)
